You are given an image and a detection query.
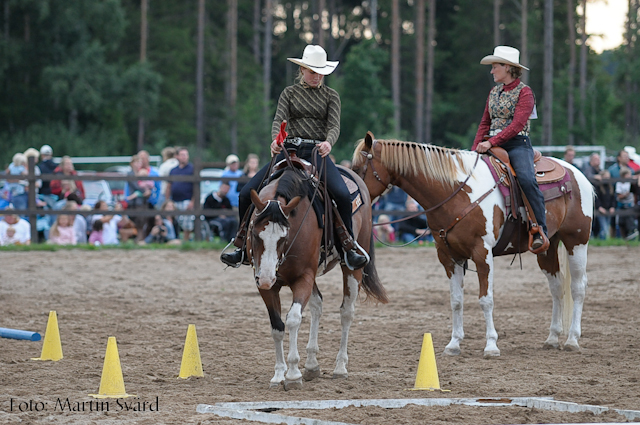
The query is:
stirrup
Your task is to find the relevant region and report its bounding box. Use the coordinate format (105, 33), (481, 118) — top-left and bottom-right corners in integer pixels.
(528, 227), (549, 254)
(343, 240), (370, 271)
(220, 240), (245, 268)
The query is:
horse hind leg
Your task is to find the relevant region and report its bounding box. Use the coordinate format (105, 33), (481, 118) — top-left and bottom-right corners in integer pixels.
(333, 269), (360, 378)
(538, 239), (563, 350)
(563, 243), (588, 351)
(303, 284), (323, 381)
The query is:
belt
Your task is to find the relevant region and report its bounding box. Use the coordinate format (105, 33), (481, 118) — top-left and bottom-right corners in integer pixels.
(489, 129), (529, 137)
(286, 137), (321, 146)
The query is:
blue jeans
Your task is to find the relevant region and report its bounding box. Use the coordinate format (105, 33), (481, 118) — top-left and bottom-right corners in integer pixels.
(501, 136), (548, 236)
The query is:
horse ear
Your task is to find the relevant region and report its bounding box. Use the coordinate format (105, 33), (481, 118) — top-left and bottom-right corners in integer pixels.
(281, 196), (301, 217)
(250, 189), (267, 212)
(365, 131), (375, 149)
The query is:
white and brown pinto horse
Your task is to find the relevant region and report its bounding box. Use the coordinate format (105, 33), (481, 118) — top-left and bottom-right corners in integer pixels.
(353, 132), (593, 357)
(246, 166), (388, 389)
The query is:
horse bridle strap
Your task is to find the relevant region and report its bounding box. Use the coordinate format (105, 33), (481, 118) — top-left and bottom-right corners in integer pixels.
(438, 182), (498, 241)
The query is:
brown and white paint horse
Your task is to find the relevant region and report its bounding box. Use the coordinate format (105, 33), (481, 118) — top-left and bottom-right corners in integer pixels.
(353, 132), (593, 357)
(246, 166), (388, 389)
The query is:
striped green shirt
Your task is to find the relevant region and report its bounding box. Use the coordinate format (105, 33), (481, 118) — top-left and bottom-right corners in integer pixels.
(271, 82), (341, 146)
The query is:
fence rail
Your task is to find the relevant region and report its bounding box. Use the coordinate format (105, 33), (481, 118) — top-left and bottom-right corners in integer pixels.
(2, 157), (638, 243)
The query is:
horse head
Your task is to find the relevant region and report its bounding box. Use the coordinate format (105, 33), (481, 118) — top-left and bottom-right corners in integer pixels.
(352, 131), (394, 200)
(248, 188), (301, 290)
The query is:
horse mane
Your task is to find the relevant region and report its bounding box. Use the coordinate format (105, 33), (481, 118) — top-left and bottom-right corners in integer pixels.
(353, 138), (474, 187)
(255, 168), (310, 227)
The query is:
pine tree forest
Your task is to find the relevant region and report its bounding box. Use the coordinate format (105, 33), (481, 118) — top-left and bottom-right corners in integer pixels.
(1, 0), (639, 167)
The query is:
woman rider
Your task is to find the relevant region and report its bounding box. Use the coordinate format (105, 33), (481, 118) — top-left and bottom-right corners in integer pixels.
(221, 45), (369, 270)
(472, 45), (548, 252)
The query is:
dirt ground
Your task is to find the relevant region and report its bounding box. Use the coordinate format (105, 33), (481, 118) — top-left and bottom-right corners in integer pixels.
(1, 245), (639, 424)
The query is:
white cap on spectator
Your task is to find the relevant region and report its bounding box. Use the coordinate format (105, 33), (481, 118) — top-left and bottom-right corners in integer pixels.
(40, 145), (53, 155)
(226, 154), (240, 165)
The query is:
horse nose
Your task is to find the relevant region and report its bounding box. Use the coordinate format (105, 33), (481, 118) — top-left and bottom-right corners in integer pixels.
(257, 276), (276, 290)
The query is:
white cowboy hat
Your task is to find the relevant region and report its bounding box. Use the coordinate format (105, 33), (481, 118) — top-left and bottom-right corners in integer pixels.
(480, 46), (529, 71)
(287, 45), (339, 76)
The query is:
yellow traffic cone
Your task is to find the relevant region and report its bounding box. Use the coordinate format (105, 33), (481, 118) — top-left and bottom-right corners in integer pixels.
(89, 337), (136, 398)
(32, 311), (63, 361)
(411, 333), (449, 391)
(178, 324), (204, 379)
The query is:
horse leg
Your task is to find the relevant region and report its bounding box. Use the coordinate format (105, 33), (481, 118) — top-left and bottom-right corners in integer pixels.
(333, 268), (361, 378)
(537, 239), (563, 350)
(259, 288), (287, 388)
(476, 255), (500, 357)
(443, 262), (465, 356)
(564, 243), (588, 351)
(303, 283), (323, 381)
(283, 276), (315, 390)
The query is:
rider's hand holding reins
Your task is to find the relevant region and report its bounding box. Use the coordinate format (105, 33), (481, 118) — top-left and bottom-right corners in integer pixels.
(317, 141), (332, 158)
(271, 139), (283, 157)
(475, 140), (493, 153)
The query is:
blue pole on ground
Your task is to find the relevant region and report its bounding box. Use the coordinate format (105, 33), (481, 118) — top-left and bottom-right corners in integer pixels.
(0, 328), (41, 341)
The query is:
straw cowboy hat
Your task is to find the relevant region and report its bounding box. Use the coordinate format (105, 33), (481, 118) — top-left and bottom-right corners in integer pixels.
(287, 45), (338, 75)
(480, 46), (529, 71)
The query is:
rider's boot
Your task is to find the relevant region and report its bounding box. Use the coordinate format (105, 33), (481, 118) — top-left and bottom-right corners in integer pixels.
(220, 226), (248, 268)
(335, 223), (370, 271)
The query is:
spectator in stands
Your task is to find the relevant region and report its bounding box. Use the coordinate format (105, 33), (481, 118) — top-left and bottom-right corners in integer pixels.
(594, 170), (615, 240)
(50, 156), (85, 200)
(563, 146), (576, 165)
(91, 200), (123, 245)
(144, 214), (178, 244)
(373, 214), (395, 244)
(23, 148), (43, 195)
(3, 153), (29, 212)
(582, 153), (602, 182)
(615, 167), (638, 240)
(0, 206), (31, 245)
(125, 155), (154, 240)
(165, 147), (195, 242)
(48, 213), (77, 245)
(88, 219), (104, 246)
(160, 199), (180, 242)
(243, 153), (260, 178)
(157, 146), (179, 208)
(203, 181), (238, 242)
(398, 198), (432, 244)
(608, 149), (636, 178)
(222, 154), (243, 208)
(38, 145), (57, 203)
(380, 186), (407, 231)
(137, 149), (161, 206)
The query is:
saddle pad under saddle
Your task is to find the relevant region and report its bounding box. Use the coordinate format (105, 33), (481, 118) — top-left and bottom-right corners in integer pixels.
(482, 156), (573, 210)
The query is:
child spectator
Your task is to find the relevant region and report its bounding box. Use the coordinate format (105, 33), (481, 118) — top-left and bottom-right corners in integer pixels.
(48, 214), (77, 245)
(615, 167), (638, 240)
(373, 214), (395, 244)
(88, 219), (104, 246)
(3, 153), (28, 211)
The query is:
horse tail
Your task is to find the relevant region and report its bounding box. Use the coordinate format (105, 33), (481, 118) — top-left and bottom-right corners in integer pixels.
(558, 242), (573, 336)
(360, 234), (389, 304)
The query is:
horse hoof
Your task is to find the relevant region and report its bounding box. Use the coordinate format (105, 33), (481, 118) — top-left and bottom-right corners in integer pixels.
(303, 367), (321, 381)
(543, 342), (560, 350)
(563, 342), (581, 352)
(269, 381), (282, 389)
(284, 379), (303, 391)
(443, 347), (461, 356)
(483, 350), (500, 358)
(332, 372), (348, 379)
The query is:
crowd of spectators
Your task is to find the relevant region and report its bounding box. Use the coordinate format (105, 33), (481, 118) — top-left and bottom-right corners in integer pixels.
(2, 143), (639, 246)
(0, 145), (254, 246)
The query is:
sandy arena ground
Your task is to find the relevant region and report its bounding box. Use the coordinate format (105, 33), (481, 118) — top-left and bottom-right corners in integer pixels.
(1, 246), (639, 424)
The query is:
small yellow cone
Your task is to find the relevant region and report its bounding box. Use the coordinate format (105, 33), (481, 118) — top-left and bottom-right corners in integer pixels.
(32, 311), (63, 361)
(411, 333), (449, 391)
(178, 324), (204, 379)
(89, 337), (135, 398)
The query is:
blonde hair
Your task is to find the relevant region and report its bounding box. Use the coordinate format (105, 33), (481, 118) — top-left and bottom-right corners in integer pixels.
(49, 214), (72, 238)
(12, 153), (27, 167)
